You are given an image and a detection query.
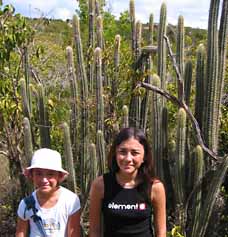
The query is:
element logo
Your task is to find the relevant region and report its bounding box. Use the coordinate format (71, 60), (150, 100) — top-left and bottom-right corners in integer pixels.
(108, 202), (146, 210)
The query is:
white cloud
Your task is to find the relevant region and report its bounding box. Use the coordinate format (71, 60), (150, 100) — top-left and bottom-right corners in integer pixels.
(3, 0), (219, 29)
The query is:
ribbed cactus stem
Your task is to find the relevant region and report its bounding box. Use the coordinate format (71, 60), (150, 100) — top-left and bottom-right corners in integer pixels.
(61, 122), (77, 194)
(88, 0), (95, 93)
(23, 117), (33, 167)
(66, 46), (79, 157)
(96, 15), (104, 49)
(19, 78), (30, 119)
(94, 47), (104, 132)
(214, 0), (228, 148)
(184, 60), (192, 106)
(203, 0), (219, 153)
(96, 130), (106, 175)
(22, 46), (31, 111)
(149, 14), (154, 45)
(140, 55), (152, 131)
(191, 145), (204, 237)
(73, 15), (89, 194)
(175, 108), (187, 231)
(37, 83), (50, 148)
(88, 143), (97, 185)
(112, 34), (121, 106)
(150, 74), (162, 177)
(195, 44), (206, 130)
(135, 20), (142, 59)
(122, 105), (129, 128)
(196, 155), (228, 237)
(157, 2), (167, 92)
(129, 0), (136, 55)
(177, 15), (185, 77)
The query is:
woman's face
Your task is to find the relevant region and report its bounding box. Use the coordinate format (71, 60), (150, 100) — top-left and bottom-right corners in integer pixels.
(116, 137), (145, 175)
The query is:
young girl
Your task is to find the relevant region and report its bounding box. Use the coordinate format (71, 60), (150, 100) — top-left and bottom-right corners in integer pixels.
(89, 127), (166, 237)
(16, 148), (81, 237)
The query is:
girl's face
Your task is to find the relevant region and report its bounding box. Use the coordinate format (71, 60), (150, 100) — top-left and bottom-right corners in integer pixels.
(116, 138), (145, 175)
(31, 168), (62, 194)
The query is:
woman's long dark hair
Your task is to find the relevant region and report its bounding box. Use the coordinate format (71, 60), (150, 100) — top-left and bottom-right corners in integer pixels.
(107, 127), (155, 199)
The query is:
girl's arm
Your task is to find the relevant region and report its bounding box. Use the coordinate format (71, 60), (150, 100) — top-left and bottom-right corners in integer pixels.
(67, 210), (81, 237)
(88, 176), (104, 237)
(15, 217), (29, 237)
(151, 180), (167, 237)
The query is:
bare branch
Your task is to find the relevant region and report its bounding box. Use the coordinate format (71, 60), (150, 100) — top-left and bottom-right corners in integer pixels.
(139, 81), (220, 161)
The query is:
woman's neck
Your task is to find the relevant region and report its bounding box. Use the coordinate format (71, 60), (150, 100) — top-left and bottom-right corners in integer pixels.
(116, 171), (139, 188)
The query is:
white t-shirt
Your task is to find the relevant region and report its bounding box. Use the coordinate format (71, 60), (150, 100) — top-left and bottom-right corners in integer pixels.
(17, 186), (80, 237)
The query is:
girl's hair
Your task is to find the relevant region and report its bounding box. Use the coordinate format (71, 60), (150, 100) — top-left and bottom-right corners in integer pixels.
(107, 127), (155, 183)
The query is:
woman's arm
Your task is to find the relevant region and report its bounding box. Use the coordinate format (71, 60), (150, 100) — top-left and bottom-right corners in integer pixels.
(151, 180), (166, 237)
(89, 176), (104, 237)
(15, 217), (29, 237)
(67, 210), (81, 237)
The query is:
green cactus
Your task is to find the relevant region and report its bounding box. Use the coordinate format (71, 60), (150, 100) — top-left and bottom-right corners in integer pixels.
(140, 55), (152, 131)
(157, 2), (167, 92)
(194, 44), (206, 129)
(22, 117), (33, 167)
(94, 47), (104, 132)
(191, 145), (204, 237)
(184, 60), (192, 106)
(175, 108), (187, 234)
(19, 78), (31, 119)
(37, 83), (51, 148)
(129, 0), (136, 55)
(61, 122), (78, 194)
(176, 15), (185, 78)
(149, 14), (154, 45)
(66, 46), (79, 158)
(73, 14), (89, 195)
(203, 0), (220, 154)
(96, 130), (106, 175)
(122, 105), (129, 128)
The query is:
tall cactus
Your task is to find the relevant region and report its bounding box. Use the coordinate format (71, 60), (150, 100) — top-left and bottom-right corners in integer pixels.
(19, 78), (30, 119)
(203, 0), (220, 154)
(157, 2), (167, 92)
(191, 145), (204, 237)
(61, 122), (78, 194)
(72, 15), (89, 194)
(96, 130), (106, 175)
(194, 44), (206, 129)
(95, 47), (104, 132)
(88, 0), (95, 92)
(174, 108), (187, 234)
(37, 83), (51, 148)
(66, 46), (79, 158)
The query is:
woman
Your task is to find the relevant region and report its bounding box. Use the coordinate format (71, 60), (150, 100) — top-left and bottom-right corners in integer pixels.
(89, 127), (166, 237)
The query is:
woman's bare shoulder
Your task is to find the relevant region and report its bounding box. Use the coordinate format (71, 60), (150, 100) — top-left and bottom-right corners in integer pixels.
(90, 175), (104, 197)
(150, 178), (165, 202)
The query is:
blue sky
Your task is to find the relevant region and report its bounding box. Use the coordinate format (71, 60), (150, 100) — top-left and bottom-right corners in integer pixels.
(2, 0), (212, 29)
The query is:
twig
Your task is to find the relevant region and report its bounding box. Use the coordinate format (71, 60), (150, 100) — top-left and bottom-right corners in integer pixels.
(139, 81), (219, 161)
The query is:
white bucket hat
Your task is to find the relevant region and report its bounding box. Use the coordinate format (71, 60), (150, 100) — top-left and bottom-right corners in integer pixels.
(24, 148), (69, 179)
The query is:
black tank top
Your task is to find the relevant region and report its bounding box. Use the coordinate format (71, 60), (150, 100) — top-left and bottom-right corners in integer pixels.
(102, 172), (154, 237)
